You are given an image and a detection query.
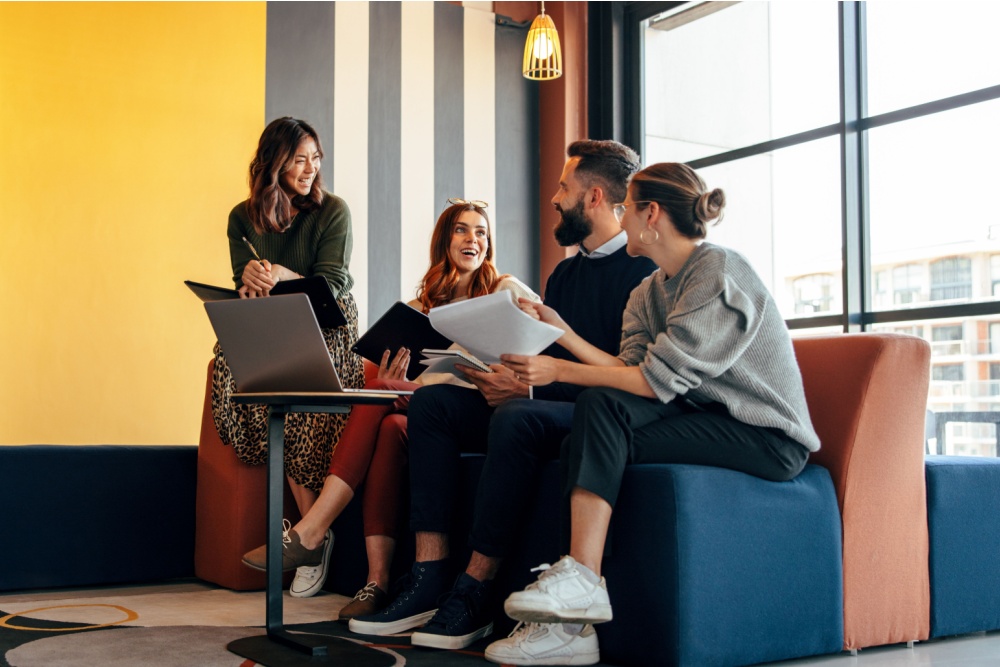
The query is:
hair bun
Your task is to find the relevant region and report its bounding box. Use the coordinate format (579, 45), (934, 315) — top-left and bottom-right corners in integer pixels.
(694, 188), (726, 224)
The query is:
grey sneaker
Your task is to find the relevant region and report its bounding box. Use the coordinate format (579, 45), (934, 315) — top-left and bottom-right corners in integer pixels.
(289, 529), (334, 598)
(503, 556), (612, 624)
(486, 622), (600, 665)
(241, 519), (326, 573)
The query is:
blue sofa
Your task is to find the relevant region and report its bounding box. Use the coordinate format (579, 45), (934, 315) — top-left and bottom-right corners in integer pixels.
(0, 444), (196, 591)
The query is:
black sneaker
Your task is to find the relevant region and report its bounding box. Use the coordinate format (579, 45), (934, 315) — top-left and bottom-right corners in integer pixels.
(411, 573), (495, 650)
(348, 560), (451, 636)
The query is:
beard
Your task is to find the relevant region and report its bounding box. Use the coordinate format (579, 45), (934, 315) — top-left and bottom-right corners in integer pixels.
(553, 199), (592, 247)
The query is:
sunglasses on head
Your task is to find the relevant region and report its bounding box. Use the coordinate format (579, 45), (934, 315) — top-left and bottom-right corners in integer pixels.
(448, 197), (489, 209)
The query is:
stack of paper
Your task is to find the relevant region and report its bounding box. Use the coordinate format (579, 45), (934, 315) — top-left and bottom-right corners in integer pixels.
(424, 291), (563, 364)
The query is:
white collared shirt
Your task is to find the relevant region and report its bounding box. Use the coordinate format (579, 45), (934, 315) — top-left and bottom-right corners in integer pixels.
(580, 231), (628, 259)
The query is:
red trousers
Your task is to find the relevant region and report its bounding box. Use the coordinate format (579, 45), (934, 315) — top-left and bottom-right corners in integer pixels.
(327, 378), (415, 538)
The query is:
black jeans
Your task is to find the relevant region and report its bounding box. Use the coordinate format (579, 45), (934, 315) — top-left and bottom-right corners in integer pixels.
(562, 387), (810, 510)
(408, 384), (574, 558)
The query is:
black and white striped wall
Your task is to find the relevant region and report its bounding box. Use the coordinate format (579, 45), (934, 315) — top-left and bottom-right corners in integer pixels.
(264, 1), (539, 328)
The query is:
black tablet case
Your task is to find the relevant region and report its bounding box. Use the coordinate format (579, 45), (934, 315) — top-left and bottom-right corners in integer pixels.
(351, 301), (453, 381)
(185, 276), (347, 329)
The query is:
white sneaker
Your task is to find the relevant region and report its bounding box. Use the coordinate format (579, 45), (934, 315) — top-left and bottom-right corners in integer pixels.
(289, 529), (334, 598)
(486, 622), (600, 665)
(504, 556), (612, 624)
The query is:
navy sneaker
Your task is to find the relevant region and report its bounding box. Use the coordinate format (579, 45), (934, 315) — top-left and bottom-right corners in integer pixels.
(411, 573), (495, 649)
(348, 560), (451, 636)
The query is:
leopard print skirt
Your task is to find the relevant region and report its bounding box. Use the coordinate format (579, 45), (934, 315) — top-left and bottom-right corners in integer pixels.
(210, 292), (364, 494)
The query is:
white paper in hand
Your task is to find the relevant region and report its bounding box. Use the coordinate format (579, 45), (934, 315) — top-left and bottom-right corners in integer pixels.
(427, 291), (563, 363)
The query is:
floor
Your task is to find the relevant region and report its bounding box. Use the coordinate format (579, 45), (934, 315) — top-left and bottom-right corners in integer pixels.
(759, 633), (1000, 666)
(1, 580), (998, 666)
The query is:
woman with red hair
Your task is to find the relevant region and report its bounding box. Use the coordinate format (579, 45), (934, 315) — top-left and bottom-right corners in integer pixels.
(242, 198), (538, 612)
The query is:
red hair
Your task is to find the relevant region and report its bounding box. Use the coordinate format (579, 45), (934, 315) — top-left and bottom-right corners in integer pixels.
(415, 203), (509, 313)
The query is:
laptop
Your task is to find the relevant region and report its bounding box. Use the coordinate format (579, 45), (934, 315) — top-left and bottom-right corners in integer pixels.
(204, 293), (412, 396)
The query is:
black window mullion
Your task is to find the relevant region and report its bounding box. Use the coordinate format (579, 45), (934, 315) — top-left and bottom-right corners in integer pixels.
(839, 1), (866, 332)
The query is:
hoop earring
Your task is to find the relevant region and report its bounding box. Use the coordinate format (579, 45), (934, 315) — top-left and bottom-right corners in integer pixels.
(640, 228), (659, 245)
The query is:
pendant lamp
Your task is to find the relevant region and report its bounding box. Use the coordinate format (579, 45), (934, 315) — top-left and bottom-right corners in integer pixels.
(522, 1), (563, 80)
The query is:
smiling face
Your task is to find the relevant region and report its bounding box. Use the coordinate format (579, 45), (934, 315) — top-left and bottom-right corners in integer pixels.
(280, 137), (321, 197)
(448, 210), (490, 275)
(618, 186), (651, 257)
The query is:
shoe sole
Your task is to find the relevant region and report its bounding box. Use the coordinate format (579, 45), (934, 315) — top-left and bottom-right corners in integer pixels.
(411, 622), (494, 650)
(503, 600), (612, 625)
(484, 646), (600, 666)
(240, 557), (294, 573)
(289, 531), (335, 598)
(348, 609), (437, 636)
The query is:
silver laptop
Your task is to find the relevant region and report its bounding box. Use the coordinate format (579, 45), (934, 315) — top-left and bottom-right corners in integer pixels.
(205, 293), (411, 396)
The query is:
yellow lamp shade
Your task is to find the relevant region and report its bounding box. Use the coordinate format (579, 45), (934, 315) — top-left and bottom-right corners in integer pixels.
(522, 12), (562, 80)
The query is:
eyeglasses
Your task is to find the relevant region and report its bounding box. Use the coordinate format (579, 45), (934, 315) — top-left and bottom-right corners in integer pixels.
(448, 197), (489, 209)
(612, 201), (651, 221)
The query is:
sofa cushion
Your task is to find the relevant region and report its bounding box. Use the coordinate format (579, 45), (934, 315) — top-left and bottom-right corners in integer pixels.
(599, 463), (844, 667)
(0, 444), (196, 591)
(926, 455), (1000, 638)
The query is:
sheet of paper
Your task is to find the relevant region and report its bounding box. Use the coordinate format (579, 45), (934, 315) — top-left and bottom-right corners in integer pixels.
(427, 291), (563, 363)
(419, 350), (493, 378)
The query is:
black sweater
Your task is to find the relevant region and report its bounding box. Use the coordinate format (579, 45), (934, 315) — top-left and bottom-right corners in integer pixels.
(534, 246), (657, 402)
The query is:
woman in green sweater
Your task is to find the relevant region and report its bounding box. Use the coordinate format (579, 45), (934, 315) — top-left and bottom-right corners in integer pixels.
(211, 117), (364, 587)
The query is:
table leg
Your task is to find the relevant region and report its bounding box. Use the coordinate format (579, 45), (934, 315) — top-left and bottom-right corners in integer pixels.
(264, 407), (329, 657)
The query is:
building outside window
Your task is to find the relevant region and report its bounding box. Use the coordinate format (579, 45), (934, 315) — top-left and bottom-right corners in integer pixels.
(930, 257), (972, 301)
(931, 323), (964, 356)
(990, 255), (1000, 296)
(893, 264), (925, 305)
(793, 274), (834, 314)
(631, 0), (1000, 457)
(932, 363), (965, 382)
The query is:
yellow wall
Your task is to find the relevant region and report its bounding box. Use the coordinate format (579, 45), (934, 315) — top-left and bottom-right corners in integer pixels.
(0, 2), (266, 444)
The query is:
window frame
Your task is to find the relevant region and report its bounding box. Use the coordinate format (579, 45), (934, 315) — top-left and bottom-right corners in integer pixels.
(604, 1), (1000, 332)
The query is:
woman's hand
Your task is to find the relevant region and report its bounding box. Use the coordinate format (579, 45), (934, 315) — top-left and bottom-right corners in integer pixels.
(268, 263), (301, 283)
(500, 353), (562, 386)
(241, 259), (276, 296)
(378, 347), (411, 380)
(238, 284), (268, 299)
(517, 298), (571, 335)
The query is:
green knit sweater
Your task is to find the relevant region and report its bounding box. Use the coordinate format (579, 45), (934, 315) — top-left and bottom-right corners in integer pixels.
(227, 191), (354, 298)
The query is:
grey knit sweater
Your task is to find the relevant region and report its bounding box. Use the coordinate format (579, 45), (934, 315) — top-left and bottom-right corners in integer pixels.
(619, 242), (820, 451)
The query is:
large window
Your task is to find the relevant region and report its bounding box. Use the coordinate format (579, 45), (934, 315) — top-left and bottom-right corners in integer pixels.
(619, 0), (1000, 457)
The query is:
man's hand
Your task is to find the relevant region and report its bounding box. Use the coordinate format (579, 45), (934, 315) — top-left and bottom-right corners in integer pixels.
(460, 363), (530, 407)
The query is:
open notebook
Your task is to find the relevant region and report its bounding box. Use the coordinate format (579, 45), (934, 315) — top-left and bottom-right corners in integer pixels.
(204, 294), (411, 396)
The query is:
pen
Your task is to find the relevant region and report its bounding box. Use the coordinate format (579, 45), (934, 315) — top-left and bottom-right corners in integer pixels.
(242, 236), (263, 263)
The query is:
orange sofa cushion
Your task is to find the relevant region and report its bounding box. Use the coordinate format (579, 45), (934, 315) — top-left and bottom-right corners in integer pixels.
(794, 333), (931, 650)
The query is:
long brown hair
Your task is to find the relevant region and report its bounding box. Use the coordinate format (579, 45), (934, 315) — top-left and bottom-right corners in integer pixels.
(246, 117), (325, 233)
(415, 203), (509, 313)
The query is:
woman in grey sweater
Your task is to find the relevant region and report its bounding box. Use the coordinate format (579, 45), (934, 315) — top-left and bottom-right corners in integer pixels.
(487, 163), (820, 666)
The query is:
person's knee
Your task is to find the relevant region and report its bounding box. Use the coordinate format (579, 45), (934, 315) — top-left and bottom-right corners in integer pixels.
(378, 414), (408, 446)
(575, 387), (626, 424)
(490, 399), (539, 439)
